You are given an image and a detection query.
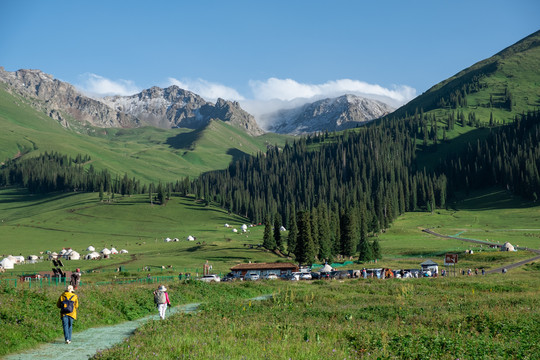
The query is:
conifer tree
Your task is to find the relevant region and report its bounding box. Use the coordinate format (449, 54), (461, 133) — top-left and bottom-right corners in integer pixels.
(287, 206), (298, 255)
(273, 214), (283, 252)
(263, 216), (275, 250)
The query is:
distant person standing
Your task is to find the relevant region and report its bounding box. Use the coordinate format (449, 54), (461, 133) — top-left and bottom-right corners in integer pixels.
(154, 285), (171, 320)
(70, 268), (81, 289)
(56, 285), (79, 344)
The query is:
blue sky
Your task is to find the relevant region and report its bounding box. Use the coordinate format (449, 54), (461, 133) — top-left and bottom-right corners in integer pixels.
(1, 0), (538, 115)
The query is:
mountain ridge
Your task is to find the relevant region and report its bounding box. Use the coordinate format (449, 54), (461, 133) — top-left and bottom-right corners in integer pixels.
(267, 94), (394, 134)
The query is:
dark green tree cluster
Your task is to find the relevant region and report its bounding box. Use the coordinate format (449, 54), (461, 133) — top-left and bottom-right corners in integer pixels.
(0, 152), (191, 205)
(442, 110), (540, 200)
(194, 122), (448, 246)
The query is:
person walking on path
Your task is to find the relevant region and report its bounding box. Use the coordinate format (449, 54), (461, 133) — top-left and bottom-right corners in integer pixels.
(70, 268), (81, 289)
(56, 285), (79, 344)
(154, 285), (171, 320)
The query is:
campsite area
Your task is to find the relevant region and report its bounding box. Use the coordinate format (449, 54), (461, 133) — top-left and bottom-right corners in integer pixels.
(1, 187), (539, 359)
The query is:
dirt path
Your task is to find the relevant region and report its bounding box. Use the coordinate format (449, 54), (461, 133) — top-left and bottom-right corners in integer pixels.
(3, 303), (200, 360)
(422, 228), (540, 274)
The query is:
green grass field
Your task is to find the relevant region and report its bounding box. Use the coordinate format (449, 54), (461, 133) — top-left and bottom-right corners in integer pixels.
(1, 186), (539, 280)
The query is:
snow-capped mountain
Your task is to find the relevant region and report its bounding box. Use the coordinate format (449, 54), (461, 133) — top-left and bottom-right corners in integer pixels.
(267, 94), (394, 135)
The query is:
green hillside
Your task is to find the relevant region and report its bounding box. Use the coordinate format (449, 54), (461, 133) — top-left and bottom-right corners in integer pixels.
(389, 30), (540, 125)
(0, 85), (285, 183)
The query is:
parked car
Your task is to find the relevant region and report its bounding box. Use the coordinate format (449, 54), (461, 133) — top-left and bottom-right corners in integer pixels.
(264, 273), (278, 280)
(198, 274), (221, 282)
(329, 270), (349, 279)
(300, 272), (312, 280)
(288, 273), (300, 281)
(244, 273), (260, 281)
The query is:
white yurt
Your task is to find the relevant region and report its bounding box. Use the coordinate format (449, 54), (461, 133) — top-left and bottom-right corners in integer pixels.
(280, 226), (287, 232)
(84, 251), (100, 260)
(110, 247), (119, 254)
(232, 228), (238, 233)
(27, 255), (39, 261)
(86, 246), (95, 252)
(0, 257), (14, 270)
(62, 249), (72, 259)
(13, 255), (25, 264)
(68, 251), (81, 260)
(101, 248), (111, 255)
(187, 235), (195, 241)
(173, 238), (179, 242)
(241, 224), (248, 231)
(59, 249), (68, 256)
(49, 252), (58, 260)
(501, 242), (515, 252)
(224, 223), (230, 228)
(164, 237), (172, 242)
(120, 249), (129, 254)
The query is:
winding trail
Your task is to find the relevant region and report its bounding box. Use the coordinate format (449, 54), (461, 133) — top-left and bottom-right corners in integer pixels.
(422, 228), (540, 274)
(3, 303), (200, 360)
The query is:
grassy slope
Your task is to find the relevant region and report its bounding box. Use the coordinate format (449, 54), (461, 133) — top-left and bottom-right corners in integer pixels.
(1, 186), (538, 278)
(0, 85), (286, 182)
(391, 29), (540, 123)
(0, 187), (284, 275)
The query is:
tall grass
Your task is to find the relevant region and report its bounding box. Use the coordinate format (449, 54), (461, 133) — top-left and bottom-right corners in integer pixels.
(91, 275), (540, 359)
(0, 280), (269, 356)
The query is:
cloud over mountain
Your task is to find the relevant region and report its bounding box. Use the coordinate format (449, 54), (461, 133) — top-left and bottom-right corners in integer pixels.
(77, 73), (140, 97)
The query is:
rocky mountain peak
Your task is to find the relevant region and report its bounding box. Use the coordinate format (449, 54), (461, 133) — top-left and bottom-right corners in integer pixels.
(267, 94), (394, 135)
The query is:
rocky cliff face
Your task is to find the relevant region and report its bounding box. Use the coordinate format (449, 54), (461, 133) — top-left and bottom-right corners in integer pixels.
(268, 94), (394, 135)
(0, 68), (263, 135)
(0, 67), (140, 128)
(103, 86), (264, 136)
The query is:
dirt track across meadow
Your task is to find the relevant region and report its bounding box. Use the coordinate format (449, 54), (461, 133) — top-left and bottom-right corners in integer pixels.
(422, 228), (540, 274)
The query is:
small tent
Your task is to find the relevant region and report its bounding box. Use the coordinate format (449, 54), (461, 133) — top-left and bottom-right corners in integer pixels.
(59, 249), (68, 256)
(84, 252), (100, 260)
(224, 223), (230, 228)
(321, 263), (333, 272)
(280, 226), (286, 232)
(187, 235), (195, 241)
(420, 259), (439, 275)
(164, 237), (172, 242)
(49, 252), (58, 260)
(0, 258), (14, 270)
(120, 249), (129, 254)
(110, 248), (119, 254)
(27, 255), (38, 261)
(86, 246), (95, 252)
(232, 228), (238, 233)
(173, 238), (179, 242)
(501, 242), (515, 251)
(13, 255), (25, 264)
(241, 224), (248, 231)
(101, 248), (111, 255)
(68, 251), (81, 260)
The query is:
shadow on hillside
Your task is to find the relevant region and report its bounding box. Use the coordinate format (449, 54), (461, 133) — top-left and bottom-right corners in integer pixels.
(0, 189), (83, 208)
(227, 148), (251, 164)
(165, 127), (204, 150)
(450, 188), (539, 211)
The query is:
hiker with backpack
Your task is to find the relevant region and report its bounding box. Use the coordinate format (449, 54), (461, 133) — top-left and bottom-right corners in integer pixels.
(56, 285), (79, 344)
(154, 285), (171, 320)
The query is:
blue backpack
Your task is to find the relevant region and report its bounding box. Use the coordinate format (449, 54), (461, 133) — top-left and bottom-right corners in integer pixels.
(60, 295), (75, 314)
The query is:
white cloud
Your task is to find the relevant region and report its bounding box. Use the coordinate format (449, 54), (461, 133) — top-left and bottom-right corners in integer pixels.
(167, 78), (245, 102)
(248, 78), (416, 106)
(241, 78), (417, 127)
(76, 73), (140, 97)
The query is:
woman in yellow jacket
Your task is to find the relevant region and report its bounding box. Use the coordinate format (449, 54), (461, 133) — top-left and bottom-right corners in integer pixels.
(56, 285), (79, 344)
